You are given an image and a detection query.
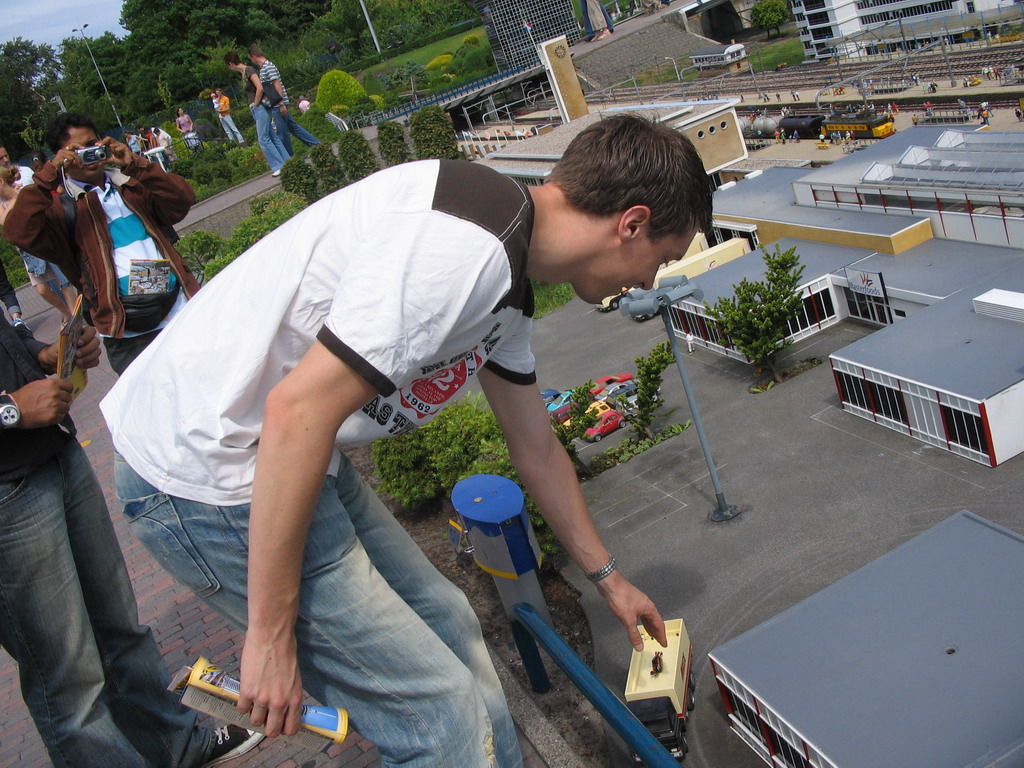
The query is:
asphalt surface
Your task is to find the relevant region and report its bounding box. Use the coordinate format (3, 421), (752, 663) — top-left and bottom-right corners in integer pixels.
(530, 297), (1024, 767)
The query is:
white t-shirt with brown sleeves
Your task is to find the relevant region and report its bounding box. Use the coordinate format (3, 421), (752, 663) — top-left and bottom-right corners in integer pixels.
(101, 160), (537, 506)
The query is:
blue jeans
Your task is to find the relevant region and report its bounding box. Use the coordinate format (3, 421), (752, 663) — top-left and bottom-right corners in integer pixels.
(115, 452), (521, 768)
(270, 106), (321, 156)
(0, 440), (213, 768)
(250, 105), (289, 172)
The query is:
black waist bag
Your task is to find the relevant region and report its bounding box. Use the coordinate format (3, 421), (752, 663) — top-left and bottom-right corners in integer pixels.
(121, 282), (181, 333)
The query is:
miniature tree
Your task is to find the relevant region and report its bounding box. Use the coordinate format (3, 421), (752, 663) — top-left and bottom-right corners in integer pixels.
(409, 105), (461, 160)
(377, 120), (412, 167)
(704, 244), (805, 383)
(335, 130), (380, 184)
(750, 0), (791, 39)
(553, 383), (598, 478)
(310, 144), (346, 199)
(315, 70), (366, 113)
(629, 342), (675, 440)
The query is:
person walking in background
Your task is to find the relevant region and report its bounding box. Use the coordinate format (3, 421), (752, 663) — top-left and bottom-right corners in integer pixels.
(214, 88), (245, 143)
(247, 46), (320, 156)
(582, 0), (613, 40)
(225, 52), (288, 176)
(176, 108), (201, 151)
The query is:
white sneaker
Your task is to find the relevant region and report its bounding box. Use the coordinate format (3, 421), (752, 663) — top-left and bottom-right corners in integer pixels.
(272, 170), (281, 177)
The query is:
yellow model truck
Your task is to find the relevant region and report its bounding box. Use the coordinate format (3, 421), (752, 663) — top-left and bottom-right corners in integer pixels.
(624, 618), (695, 762)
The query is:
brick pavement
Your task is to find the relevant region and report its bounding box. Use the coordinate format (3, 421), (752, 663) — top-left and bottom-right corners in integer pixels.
(0, 286), (381, 767)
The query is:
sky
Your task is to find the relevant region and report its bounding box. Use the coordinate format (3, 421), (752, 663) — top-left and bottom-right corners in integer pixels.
(1, 0), (129, 49)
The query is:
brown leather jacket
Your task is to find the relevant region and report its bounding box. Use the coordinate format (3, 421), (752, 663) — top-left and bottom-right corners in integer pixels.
(2, 155), (200, 337)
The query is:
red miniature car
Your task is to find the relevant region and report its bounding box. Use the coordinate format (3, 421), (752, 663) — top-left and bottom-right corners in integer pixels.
(590, 373), (634, 397)
(584, 409), (626, 441)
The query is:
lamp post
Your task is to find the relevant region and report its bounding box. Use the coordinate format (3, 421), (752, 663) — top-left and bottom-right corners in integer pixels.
(72, 24), (122, 127)
(665, 56), (681, 80)
(357, 0), (382, 54)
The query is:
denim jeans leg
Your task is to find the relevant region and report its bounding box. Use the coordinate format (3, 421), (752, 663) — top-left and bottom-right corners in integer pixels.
(284, 112), (321, 147)
(250, 105), (287, 171)
(270, 106), (295, 157)
(0, 442), (206, 768)
(114, 455), (521, 768)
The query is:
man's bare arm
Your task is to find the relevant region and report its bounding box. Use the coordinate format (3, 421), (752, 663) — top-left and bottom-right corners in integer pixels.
(239, 341), (376, 738)
(478, 368), (666, 650)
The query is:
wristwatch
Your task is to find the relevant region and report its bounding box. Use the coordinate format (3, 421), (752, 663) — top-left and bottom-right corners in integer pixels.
(0, 393), (21, 429)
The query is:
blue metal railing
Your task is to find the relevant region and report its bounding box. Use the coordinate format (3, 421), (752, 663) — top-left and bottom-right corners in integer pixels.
(512, 603), (681, 768)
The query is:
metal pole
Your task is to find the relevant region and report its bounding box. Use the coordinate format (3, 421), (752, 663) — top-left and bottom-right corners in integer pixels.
(512, 604), (681, 768)
(73, 25), (122, 127)
(659, 311), (739, 521)
(357, 0), (381, 53)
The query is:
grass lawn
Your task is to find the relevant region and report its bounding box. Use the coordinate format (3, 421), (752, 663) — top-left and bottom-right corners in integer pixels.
(747, 33), (806, 72)
(365, 26), (487, 75)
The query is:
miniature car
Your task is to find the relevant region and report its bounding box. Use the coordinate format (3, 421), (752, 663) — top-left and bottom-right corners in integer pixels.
(596, 380), (638, 403)
(565, 399), (614, 428)
(584, 410), (627, 441)
(595, 287), (631, 312)
(540, 388), (561, 405)
(590, 373), (634, 397)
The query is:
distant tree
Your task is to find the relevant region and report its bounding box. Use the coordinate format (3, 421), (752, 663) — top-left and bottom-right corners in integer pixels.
(750, 0), (791, 39)
(704, 244), (805, 383)
(0, 39), (60, 157)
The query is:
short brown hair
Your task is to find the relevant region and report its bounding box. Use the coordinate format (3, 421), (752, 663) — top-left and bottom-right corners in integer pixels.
(247, 45), (264, 58)
(548, 114), (714, 241)
(224, 51), (242, 66)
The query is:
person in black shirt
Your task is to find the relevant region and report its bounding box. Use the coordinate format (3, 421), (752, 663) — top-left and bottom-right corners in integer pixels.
(0, 318), (263, 767)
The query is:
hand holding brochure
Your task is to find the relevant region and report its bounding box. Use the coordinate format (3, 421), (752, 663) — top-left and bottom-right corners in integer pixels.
(56, 295), (87, 399)
(169, 656), (348, 752)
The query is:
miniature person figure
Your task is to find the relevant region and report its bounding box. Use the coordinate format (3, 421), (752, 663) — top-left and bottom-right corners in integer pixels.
(102, 115), (713, 768)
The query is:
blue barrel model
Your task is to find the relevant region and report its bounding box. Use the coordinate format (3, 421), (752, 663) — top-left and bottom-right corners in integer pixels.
(451, 474), (542, 579)
(451, 474), (552, 628)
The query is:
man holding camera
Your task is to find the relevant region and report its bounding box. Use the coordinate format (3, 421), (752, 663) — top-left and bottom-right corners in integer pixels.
(3, 113), (200, 375)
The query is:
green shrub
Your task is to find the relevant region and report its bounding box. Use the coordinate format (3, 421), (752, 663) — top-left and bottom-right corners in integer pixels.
(206, 192), (308, 280)
(371, 393), (559, 560)
(409, 105), (461, 161)
(426, 53), (454, 72)
(0, 240), (27, 286)
(172, 156), (194, 179)
(336, 130), (379, 184)
(462, 34), (481, 46)
(377, 121), (411, 167)
(279, 155), (318, 205)
(310, 144), (346, 198)
(294, 108), (336, 144)
(176, 229), (225, 279)
(192, 159), (233, 186)
(225, 144), (269, 182)
(363, 73), (386, 96)
(369, 94), (385, 110)
(315, 70), (366, 112)
(453, 45), (493, 76)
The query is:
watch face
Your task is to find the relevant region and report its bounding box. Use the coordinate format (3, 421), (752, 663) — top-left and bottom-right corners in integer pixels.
(0, 404), (19, 427)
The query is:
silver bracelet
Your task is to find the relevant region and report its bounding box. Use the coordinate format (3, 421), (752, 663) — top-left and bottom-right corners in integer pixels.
(585, 556), (617, 582)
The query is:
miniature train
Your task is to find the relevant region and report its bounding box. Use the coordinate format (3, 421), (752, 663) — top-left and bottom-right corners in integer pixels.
(777, 113), (895, 140)
(624, 618), (695, 762)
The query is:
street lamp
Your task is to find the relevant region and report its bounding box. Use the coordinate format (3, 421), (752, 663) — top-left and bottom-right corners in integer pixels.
(72, 24), (122, 127)
(664, 56), (680, 80)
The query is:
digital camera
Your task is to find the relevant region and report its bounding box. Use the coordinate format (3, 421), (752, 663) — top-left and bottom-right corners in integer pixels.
(76, 145), (108, 164)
